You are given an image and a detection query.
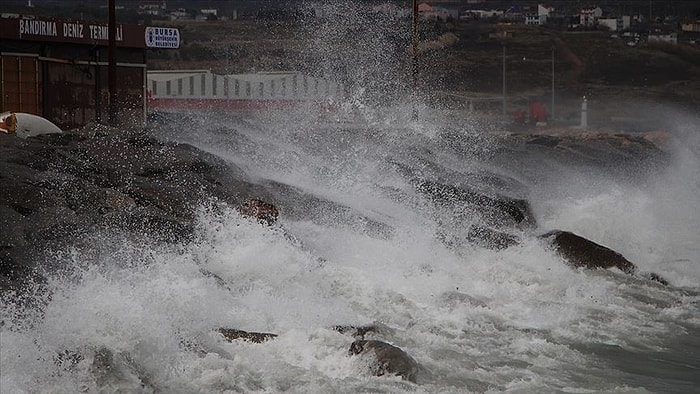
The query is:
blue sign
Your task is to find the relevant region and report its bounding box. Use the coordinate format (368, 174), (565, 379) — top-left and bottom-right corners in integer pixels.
(145, 27), (180, 49)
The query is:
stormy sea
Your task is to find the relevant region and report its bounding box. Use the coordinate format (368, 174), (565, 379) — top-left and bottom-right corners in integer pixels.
(2, 101), (699, 393)
(2, 4), (700, 394)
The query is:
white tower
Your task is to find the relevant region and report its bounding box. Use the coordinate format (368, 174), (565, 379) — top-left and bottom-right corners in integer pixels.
(580, 96), (588, 129)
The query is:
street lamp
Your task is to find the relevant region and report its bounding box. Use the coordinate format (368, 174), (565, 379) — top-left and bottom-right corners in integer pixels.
(551, 46), (555, 121)
(108, 0), (116, 126)
(502, 42), (506, 122)
(411, 0), (419, 118)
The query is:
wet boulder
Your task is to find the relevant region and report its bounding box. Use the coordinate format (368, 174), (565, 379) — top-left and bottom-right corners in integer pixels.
(540, 230), (667, 285)
(236, 198), (279, 225)
(466, 225), (521, 250)
(0, 129), (266, 293)
(349, 340), (421, 383)
(540, 230), (636, 273)
(333, 325), (380, 340)
(91, 347), (154, 392)
(217, 328), (278, 343)
(417, 180), (536, 229)
(332, 323), (394, 340)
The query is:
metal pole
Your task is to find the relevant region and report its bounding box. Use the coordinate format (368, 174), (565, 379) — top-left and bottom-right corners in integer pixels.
(412, 0), (418, 94)
(502, 43), (506, 122)
(551, 46), (555, 121)
(108, 0), (117, 126)
(95, 49), (101, 123)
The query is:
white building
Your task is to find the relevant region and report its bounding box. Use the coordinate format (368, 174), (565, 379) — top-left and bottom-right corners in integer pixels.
(580, 6), (602, 28)
(139, 1), (166, 16)
(525, 14), (543, 25)
(147, 70), (344, 109)
(598, 18), (619, 31)
(621, 16), (631, 30)
(524, 5), (553, 25)
(648, 33), (678, 44)
(538, 4), (553, 18)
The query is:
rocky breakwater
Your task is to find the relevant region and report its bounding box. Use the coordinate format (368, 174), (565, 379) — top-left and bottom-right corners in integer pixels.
(0, 126), (276, 293)
(0, 125), (673, 387)
(418, 129), (671, 285)
(0, 125), (425, 384)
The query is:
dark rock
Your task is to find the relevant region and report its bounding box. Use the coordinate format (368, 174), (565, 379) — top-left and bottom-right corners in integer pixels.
(540, 230), (636, 273)
(349, 340), (421, 383)
(525, 135), (560, 147)
(332, 324), (382, 339)
(261, 179), (393, 238)
(417, 180), (536, 229)
(540, 230), (668, 284)
(54, 349), (84, 371)
(640, 272), (669, 286)
(91, 346), (154, 391)
(217, 328), (278, 343)
(236, 198), (279, 225)
(0, 130), (269, 293)
(466, 225), (521, 250)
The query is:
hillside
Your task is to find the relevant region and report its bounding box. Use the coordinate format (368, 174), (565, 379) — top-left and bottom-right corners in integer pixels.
(147, 17), (700, 125)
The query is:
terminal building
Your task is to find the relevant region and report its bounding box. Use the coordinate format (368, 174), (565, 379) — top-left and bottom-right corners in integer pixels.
(0, 15), (179, 129)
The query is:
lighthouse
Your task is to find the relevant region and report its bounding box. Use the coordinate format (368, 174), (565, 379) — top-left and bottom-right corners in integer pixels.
(580, 96), (588, 129)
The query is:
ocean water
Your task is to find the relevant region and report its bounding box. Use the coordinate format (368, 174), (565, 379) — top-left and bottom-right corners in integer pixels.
(1, 104), (698, 393)
(2, 2), (700, 392)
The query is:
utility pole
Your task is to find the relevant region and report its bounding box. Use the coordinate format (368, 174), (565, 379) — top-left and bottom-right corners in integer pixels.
(551, 46), (555, 121)
(502, 42), (506, 123)
(108, 0), (117, 126)
(412, 0), (419, 94)
(410, 0), (419, 119)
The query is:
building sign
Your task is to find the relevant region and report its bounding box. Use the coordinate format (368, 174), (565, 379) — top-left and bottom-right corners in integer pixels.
(145, 27), (180, 49)
(1, 16), (179, 49)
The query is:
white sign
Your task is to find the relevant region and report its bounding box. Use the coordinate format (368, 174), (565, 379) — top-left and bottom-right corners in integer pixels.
(145, 27), (180, 48)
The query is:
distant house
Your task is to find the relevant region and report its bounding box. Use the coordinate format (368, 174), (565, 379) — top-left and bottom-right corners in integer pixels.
(418, 3), (452, 22)
(648, 32), (678, 44)
(139, 1), (166, 16)
(621, 15), (631, 30)
(201, 9), (218, 17)
(169, 8), (188, 20)
(538, 4), (554, 18)
(417, 3), (432, 13)
(503, 5), (525, 23)
(579, 6), (602, 28)
(468, 9), (504, 20)
(598, 18), (619, 31)
(681, 20), (700, 33)
(525, 14), (542, 25)
(524, 5), (553, 25)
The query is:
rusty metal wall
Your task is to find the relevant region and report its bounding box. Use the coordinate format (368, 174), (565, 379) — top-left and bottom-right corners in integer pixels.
(2, 37), (147, 130)
(1, 54), (41, 115)
(43, 61), (97, 129)
(42, 61), (145, 130)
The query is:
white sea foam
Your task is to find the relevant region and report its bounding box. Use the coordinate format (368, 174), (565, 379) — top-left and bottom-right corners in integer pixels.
(2, 1), (699, 391)
(3, 107), (698, 392)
